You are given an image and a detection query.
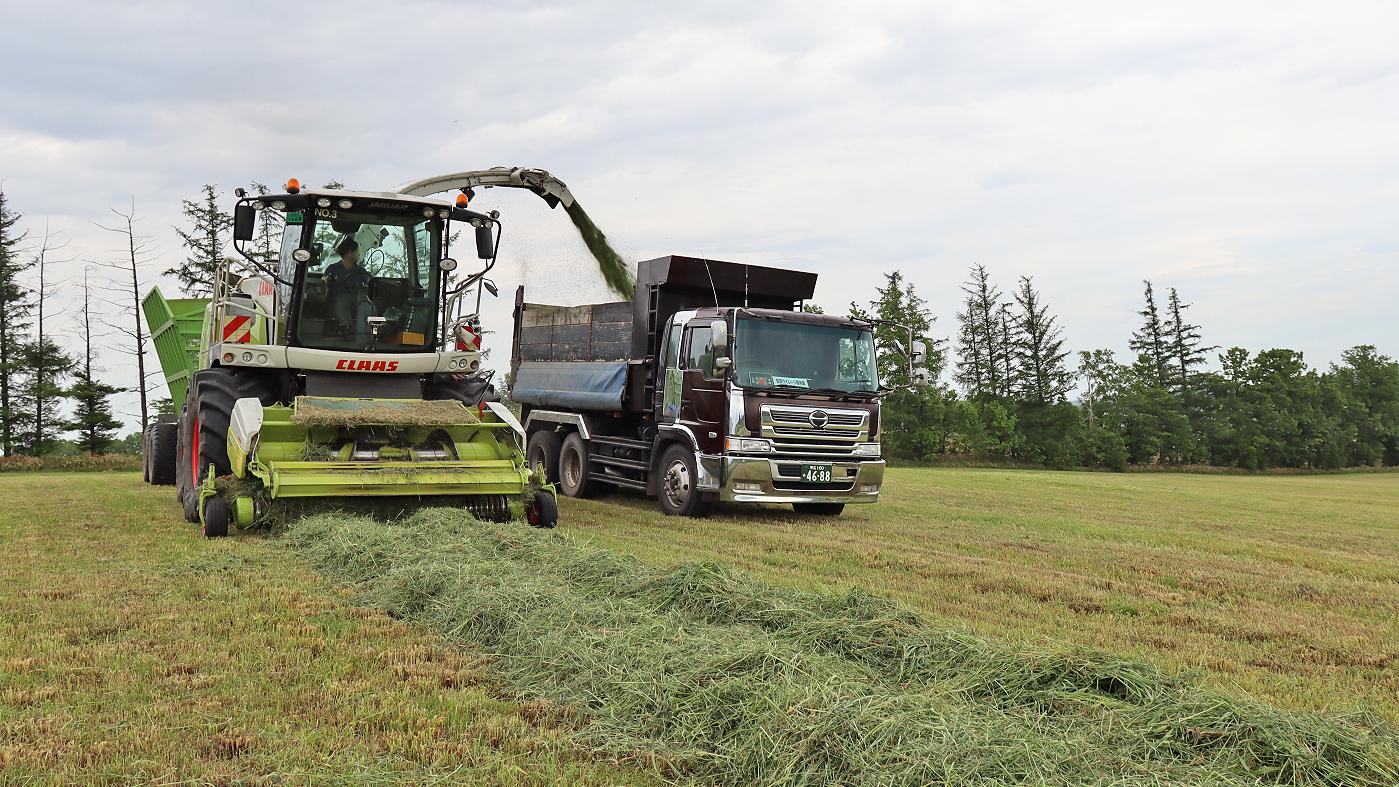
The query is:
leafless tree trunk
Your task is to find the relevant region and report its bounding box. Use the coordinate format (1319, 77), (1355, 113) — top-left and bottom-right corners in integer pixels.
(95, 198), (156, 431)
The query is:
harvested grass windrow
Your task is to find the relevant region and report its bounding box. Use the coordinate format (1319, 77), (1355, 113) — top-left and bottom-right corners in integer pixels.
(290, 397), (480, 428)
(284, 510), (1399, 786)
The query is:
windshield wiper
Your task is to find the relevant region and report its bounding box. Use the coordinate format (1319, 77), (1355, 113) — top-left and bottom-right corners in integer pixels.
(758, 384), (876, 399)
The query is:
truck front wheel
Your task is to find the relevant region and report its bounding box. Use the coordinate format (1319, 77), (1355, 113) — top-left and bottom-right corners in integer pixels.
(657, 444), (708, 518)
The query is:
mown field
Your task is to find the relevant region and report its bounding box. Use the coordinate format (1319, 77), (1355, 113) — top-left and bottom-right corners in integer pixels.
(1, 467), (1396, 783)
(568, 468), (1399, 725)
(0, 473), (655, 784)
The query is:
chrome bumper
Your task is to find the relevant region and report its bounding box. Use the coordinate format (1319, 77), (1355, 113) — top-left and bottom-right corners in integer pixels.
(696, 453), (885, 504)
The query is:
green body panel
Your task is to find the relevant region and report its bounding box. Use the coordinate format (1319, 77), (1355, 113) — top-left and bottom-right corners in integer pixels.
(141, 287), (211, 405)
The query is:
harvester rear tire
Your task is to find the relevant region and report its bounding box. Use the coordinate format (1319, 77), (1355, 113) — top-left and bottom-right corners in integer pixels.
(526, 430), (562, 484)
(657, 443), (708, 518)
(525, 490), (558, 529)
(558, 433), (600, 499)
(793, 503), (845, 517)
(150, 423), (178, 486)
(202, 496), (230, 538)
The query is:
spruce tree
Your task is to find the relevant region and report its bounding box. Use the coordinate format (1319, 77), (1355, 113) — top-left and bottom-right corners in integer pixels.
(248, 182), (285, 263)
(954, 264), (1005, 399)
(1129, 280), (1170, 388)
(0, 187), (32, 456)
(168, 184), (232, 296)
(15, 224), (75, 455)
(1010, 276), (1071, 403)
(69, 268), (123, 455)
(1166, 287), (1210, 394)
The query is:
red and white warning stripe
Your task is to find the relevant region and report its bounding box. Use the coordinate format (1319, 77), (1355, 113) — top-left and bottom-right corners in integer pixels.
(222, 315), (252, 343)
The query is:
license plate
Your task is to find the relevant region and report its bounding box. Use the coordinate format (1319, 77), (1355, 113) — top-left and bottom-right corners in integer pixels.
(800, 464), (833, 483)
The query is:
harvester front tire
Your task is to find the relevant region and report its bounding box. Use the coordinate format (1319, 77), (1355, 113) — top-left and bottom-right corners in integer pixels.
(558, 433), (600, 499)
(177, 405), (200, 523)
(190, 368), (238, 481)
(202, 496), (230, 538)
(657, 444), (708, 518)
(150, 423), (178, 486)
(793, 502), (845, 517)
(526, 490), (558, 529)
(526, 430), (562, 484)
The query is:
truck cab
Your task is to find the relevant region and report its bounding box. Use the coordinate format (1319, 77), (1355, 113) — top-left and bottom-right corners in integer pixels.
(512, 255), (909, 517)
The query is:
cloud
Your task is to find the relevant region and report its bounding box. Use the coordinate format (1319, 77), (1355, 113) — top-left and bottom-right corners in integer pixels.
(1, 1), (1396, 431)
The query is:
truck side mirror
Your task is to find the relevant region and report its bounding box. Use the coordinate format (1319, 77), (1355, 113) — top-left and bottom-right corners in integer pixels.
(475, 223), (495, 260)
(709, 320), (728, 356)
(911, 366), (932, 387)
(910, 339), (927, 366)
(233, 204), (256, 242)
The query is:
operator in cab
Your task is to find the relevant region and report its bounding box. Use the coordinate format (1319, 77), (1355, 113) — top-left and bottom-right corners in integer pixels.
(325, 238), (373, 346)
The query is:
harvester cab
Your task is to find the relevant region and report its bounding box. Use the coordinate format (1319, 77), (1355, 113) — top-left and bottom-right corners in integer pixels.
(142, 167), (582, 538)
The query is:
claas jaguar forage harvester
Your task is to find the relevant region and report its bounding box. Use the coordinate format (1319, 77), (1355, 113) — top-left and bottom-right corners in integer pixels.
(140, 167), (580, 536)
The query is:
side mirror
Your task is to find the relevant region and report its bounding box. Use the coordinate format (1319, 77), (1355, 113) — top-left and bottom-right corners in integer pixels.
(475, 223), (495, 260)
(911, 366), (932, 387)
(233, 204), (256, 242)
(910, 339), (927, 366)
(709, 320), (728, 356)
(483, 279), (499, 298)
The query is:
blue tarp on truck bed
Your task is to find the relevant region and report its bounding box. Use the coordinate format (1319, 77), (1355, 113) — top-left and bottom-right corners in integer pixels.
(512, 360), (629, 411)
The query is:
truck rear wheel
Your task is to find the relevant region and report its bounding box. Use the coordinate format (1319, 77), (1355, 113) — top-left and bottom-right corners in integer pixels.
(558, 432), (600, 499)
(657, 444), (708, 518)
(526, 430), (562, 484)
(150, 422), (178, 486)
(793, 502), (845, 516)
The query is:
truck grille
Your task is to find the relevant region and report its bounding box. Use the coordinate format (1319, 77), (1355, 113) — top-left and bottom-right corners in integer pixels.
(760, 405), (868, 455)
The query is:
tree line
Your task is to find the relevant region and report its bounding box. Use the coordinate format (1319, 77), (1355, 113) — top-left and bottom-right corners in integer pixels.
(846, 267), (1398, 470)
(3, 180), (1395, 471)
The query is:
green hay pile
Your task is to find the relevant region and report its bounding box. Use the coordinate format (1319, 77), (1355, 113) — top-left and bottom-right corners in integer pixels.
(565, 201), (635, 299)
(291, 397), (480, 428)
(284, 510), (1398, 786)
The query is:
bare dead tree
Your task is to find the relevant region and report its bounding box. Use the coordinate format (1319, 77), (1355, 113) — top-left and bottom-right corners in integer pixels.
(94, 198), (157, 431)
(24, 222), (76, 453)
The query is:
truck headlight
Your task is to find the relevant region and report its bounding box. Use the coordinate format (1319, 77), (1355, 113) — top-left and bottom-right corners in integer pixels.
(853, 443), (881, 457)
(726, 437), (772, 453)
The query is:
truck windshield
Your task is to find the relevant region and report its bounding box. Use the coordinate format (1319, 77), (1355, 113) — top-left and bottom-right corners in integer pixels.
(293, 209), (440, 352)
(734, 318), (878, 393)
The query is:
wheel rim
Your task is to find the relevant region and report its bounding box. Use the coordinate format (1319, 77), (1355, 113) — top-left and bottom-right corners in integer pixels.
(662, 459), (691, 510)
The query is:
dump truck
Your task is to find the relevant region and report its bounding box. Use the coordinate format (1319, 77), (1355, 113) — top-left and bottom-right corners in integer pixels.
(139, 168), (584, 536)
(512, 255), (929, 517)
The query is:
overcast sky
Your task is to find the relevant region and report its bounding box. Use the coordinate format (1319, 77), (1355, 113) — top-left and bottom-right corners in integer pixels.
(2, 1), (1396, 431)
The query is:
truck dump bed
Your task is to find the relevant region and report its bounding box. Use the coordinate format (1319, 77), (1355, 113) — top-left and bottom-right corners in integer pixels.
(510, 255), (817, 414)
(511, 300), (634, 410)
(142, 287), (210, 406)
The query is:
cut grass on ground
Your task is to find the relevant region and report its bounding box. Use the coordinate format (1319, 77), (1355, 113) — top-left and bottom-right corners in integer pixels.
(286, 508), (1398, 786)
(564, 467), (1399, 727)
(0, 473), (654, 784)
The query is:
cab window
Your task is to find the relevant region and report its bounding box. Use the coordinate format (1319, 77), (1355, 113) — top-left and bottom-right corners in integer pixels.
(684, 326), (718, 378)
